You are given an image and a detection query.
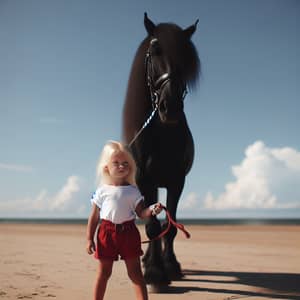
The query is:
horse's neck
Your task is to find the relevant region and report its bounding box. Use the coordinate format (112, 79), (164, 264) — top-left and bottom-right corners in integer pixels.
(123, 84), (151, 142)
(122, 41), (152, 144)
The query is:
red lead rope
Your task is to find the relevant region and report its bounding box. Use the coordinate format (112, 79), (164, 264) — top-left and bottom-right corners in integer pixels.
(142, 205), (191, 244)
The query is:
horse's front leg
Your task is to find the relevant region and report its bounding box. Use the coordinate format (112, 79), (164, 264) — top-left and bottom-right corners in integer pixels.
(162, 180), (185, 280)
(143, 221), (170, 286)
(139, 187), (170, 287)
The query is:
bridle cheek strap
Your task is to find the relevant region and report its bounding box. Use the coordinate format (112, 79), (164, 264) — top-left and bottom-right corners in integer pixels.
(154, 73), (170, 89)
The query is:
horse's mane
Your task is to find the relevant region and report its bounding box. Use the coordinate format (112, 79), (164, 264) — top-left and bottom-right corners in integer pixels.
(122, 22), (200, 143)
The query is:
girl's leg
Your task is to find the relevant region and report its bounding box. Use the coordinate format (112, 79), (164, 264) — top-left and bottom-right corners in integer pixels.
(125, 257), (148, 300)
(94, 259), (113, 300)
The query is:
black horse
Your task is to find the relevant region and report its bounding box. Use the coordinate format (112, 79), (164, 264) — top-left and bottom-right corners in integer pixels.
(122, 13), (200, 288)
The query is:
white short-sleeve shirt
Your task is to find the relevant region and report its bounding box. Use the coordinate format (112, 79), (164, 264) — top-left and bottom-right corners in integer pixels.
(91, 184), (144, 224)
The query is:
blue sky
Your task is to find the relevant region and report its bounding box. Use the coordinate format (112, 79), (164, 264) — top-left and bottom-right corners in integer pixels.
(0, 0), (299, 218)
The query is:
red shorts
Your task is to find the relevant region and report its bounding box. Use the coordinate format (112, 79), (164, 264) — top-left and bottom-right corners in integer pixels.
(95, 219), (143, 261)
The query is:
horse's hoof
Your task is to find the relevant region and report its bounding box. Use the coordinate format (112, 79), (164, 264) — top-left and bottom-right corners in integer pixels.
(147, 284), (170, 294)
(164, 260), (183, 281)
(144, 269), (170, 286)
(168, 270), (184, 281)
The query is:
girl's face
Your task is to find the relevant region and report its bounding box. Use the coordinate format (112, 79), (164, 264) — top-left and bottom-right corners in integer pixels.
(105, 151), (130, 184)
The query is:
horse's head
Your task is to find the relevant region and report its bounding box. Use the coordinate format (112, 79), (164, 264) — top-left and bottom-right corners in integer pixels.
(144, 13), (200, 124)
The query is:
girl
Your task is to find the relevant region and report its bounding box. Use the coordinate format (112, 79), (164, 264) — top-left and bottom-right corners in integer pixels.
(86, 141), (162, 300)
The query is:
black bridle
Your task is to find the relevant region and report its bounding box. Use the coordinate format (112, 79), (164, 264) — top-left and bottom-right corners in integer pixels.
(128, 38), (188, 147)
(145, 38), (188, 109)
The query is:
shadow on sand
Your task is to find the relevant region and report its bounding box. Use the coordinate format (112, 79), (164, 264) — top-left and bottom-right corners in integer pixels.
(165, 269), (300, 299)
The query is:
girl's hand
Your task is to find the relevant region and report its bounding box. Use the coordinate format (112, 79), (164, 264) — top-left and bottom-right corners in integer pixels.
(150, 202), (163, 216)
(86, 240), (96, 255)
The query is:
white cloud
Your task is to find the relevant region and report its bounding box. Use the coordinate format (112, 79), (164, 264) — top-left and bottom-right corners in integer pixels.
(204, 141), (300, 210)
(179, 192), (199, 210)
(0, 163), (33, 172)
(0, 176), (85, 217)
(50, 176), (80, 211)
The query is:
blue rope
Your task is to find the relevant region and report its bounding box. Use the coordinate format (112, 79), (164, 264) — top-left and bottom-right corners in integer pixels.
(128, 106), (158, 147)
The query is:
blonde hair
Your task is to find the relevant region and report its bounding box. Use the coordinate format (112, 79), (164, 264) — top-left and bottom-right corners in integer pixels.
(96, 141), (137, 186)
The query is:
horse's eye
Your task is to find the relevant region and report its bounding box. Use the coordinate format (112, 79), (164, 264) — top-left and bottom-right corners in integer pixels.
(150, 41), (161, 56)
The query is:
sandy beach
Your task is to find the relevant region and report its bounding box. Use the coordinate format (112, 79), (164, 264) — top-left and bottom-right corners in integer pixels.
(1, 223), (300, 300)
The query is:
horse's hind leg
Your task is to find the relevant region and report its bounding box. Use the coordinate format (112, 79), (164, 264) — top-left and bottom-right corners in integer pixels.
(162, 181), (185, 280)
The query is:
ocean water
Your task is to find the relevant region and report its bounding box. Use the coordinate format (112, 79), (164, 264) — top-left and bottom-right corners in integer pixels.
(1, 218), (300, 225)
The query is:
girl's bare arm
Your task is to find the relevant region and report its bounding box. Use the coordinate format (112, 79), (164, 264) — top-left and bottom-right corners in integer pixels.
(86, 203), (100, 254)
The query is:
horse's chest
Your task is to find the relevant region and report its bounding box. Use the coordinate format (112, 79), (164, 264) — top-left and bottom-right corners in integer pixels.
(145, 135), (187, 172)
(136, 123), (193, 180)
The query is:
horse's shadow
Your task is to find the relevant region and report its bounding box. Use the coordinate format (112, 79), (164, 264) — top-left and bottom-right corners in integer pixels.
(165, 269), (300, 299)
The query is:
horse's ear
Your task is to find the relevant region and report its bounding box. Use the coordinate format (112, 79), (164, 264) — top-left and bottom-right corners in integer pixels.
(183, 19), (199, 39)
(144, 12), (156, 36)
